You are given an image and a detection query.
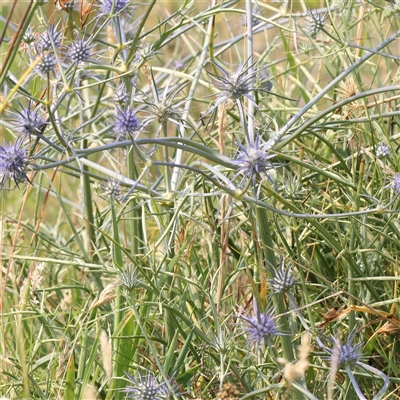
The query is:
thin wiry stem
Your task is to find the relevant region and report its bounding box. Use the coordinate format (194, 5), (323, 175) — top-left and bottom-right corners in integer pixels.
(170, 0), (217, 191)
(345, 364), (367, 400)
(357, 362), (390, 400)
(246, 0), (255, 145)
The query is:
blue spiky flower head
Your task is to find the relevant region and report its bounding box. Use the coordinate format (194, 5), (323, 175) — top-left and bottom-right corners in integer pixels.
(99, 0), (132, 16)
(239, 302), (283, 348)
(317, 329), (365, 368)
(35, 52), (57, 76)
(22, 26), (36, 45)
(393, 174), (400, 194)
(0, 139), (31, 188)
(12, 101), (47, 137)
(122, 371), (171, 400)
(38, 24), (63, 51)
(114, 105), (140, 140)
(68, 36), (92, 65)
(101, 178), (121, 201)
(119, 264), (141, 291)
(232, 135), (276, 188)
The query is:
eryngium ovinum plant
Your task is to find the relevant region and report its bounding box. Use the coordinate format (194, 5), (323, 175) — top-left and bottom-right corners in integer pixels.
(1, 0), (399, 399)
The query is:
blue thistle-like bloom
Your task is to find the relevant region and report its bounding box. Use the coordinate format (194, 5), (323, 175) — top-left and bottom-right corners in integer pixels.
(122, 371), (171, 400)
(100, 0), (131, 15)
(317, 329), (364, 368)
(12, 101), (47, 137)
(392, 174), (400, 194)
(316, 329), (390, 399)
(0, 140), (30, 188)
(35, 52), (57, 75)
(265, 261), (298, 295)
(114, 105), (140, 140)
(68, 37), (92, 65)
(38, 25), (63, 51)
(231, 136), (276, 188)
(305, 10), (327, 36)
(239, 303), (282, 348)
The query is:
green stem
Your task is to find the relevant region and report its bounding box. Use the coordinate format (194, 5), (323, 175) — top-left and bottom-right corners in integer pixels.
(253, 206), (303, 400)
(268, 29), (400, 151)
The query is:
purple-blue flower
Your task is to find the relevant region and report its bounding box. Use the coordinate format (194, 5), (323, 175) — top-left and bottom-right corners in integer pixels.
(35, 52), (57, 75)
(0, 140), (30, 188)
(12, 101), (47, 137)
(239, 303), (282, 348)
(99, 0), (132, 16)
(38, 25), (63, 51)
(122, 371), (171, 400)
(316, 329), (390, 399)
(114, 105), (140, 140)
(231, 136), (276, 188)
(393, 174), (400, 194)
(376, 142), (391, 158)
(68, 37), (92, 65)
(317, 329), (364, 367)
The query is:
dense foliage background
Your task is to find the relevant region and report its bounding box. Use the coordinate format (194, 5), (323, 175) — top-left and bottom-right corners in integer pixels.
(1, 0), (400, 399)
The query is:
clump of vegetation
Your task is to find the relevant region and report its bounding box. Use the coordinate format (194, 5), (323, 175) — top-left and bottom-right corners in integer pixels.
(1, 0), (400, 399)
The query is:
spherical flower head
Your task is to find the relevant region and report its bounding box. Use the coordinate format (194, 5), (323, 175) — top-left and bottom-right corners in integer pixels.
(376, 142), (391, 158)
(68, 37), (92, 65)
(232, 136), (276, 186)
(206, 59), (259, 111)
(265, 261), (298, 295)
(100, 0), (131, 16)
(393, 174), (400, 194)
(122, 371), (171, 400)
(38, 25), (63, 51)
(101, 178), (121, 200)
(12, 101), (47, 137)
(35, 52), (57, 75)
(239, 303), (281, 348)
(318, 329), (364, 368)
(114, 105), (140, 140)
(0, 140), (30, 188)
(305, 10), (327, 36)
